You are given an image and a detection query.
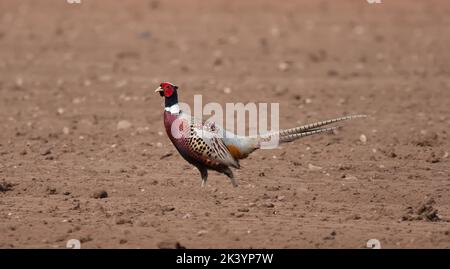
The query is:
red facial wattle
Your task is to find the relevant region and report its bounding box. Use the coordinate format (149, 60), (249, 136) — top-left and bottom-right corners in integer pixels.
(160, 82), (176, 98)
(164, 87), (174, 97)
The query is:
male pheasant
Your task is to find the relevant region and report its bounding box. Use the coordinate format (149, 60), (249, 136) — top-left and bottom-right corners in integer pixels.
(156, 82), (365, 187)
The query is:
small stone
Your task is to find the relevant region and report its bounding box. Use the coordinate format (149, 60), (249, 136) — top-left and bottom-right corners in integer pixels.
(117, 120), (132, 130)
(157, 241), (185, 249)
(116, 218), (132, 225)
(262, 202), (275, 208)
(40, 148), (52, 156)
(223, 87), (232, 94)
(266, 186), (280, 191)
(0, 181), (14, 192)
(278, 61), (290, 72)
(62, 127), (70, 135)
(359, 134), (367, 144)
(160, 153), (173, 160)
(15, 77), (24, 88)
(72, 97), (83, 104)
(46, 187), (57, 195)
(92, 190), (108, 199)
(270, 26), (280, 37)
(161, 205), (175, 212)
(57, 108), (65, 115)
(308, 163), (322, 171)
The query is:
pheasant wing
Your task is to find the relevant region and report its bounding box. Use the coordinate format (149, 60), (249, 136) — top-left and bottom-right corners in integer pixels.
(187, 119), (240, 169)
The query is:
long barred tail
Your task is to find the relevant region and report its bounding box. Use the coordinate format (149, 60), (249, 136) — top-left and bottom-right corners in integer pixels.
(279, 126), (340, 143)
(262, 115), (366, 144)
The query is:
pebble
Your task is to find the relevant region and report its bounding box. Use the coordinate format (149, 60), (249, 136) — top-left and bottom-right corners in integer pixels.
(91, 190), (108, 199)
(72, 97), (84, 104)
(62, 127), (70, 135)
(15, 77), (24, 88)
(270, 26), (280, 37)
(343, 175), (358, 181)
(40, 148), (52, 156)
(235, 213), (245, 218)
(278, 61), (290, 72)
(308, 163), (322, 171)
(117, 120), (132, 130)
(157, 241), (185, 249)
(359, 134), (367, 144)
(262, 202), (275, 208)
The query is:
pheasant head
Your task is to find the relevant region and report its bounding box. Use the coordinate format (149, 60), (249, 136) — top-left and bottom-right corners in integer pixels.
(155, 82), (179, 113)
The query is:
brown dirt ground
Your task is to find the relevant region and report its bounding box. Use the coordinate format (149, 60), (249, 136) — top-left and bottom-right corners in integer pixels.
(1, 0), (450, 249)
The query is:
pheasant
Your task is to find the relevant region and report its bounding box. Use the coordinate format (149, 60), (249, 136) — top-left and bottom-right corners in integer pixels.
(155, 82), (365, 187)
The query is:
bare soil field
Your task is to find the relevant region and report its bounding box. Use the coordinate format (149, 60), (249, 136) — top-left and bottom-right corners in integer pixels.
(0, 0), (449, 248)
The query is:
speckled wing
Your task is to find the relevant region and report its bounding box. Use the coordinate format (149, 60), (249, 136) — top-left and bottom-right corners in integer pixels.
(187, 118), (240, 169)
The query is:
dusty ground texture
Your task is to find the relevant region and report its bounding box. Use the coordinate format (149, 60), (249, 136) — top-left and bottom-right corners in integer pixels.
(0, 0), (449, 249)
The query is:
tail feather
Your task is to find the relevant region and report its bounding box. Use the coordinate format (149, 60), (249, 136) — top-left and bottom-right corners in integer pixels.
(279, 126), (339, 143)
(257, 114), (366, 147)
(280, 114), (366, 137)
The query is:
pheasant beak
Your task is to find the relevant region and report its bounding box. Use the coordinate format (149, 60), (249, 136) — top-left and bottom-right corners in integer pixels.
(155, 86), (164, 97)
